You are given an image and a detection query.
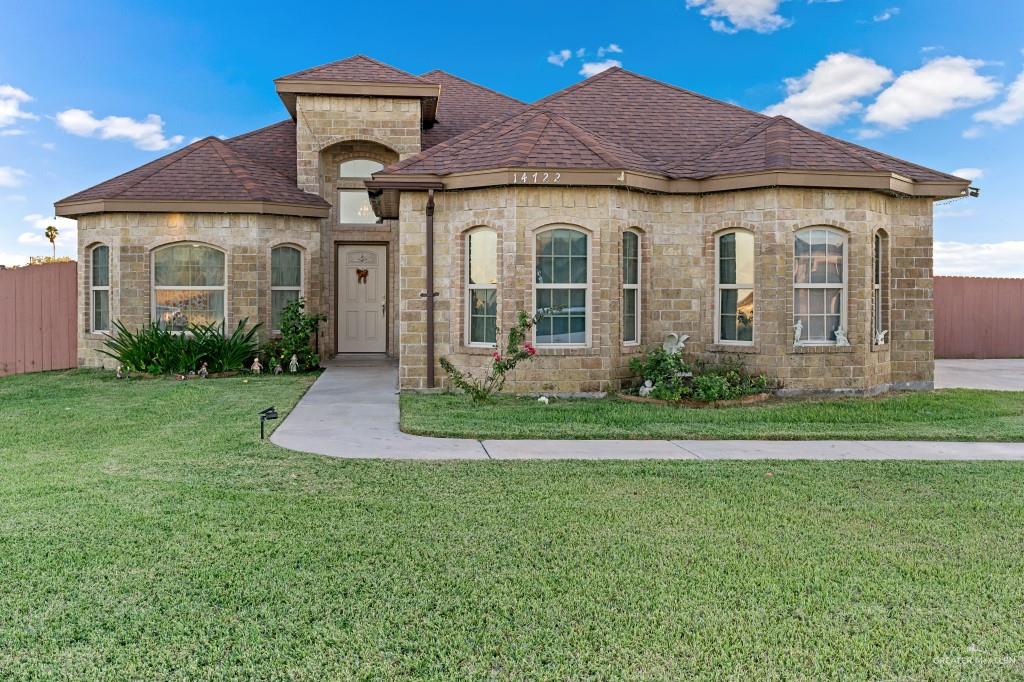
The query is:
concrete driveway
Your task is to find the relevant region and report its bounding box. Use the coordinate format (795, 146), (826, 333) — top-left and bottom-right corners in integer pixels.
(935, 359), (1024, 391)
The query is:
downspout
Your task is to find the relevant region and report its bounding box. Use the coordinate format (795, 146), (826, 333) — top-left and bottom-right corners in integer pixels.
(425, 189), (437, 388)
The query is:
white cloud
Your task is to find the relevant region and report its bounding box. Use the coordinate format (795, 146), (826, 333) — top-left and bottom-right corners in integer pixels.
(17, 232), (42, 244)
(547, 49), (572, 67)
(935, 241), (1024, 277)
(865, 57), (1000, 129)
(686, 0), (789, 34)
(55, 108), (184, 151)
(0, 84), (37, 129)
(597, 43), (623, 57)
(0, 251), (30, 267)
(972, 67), (1024, 127)
(921, 45), (942, 53)
(0, 166), (27, 187)
(763, 53), (893, 128)
(873, 7), (899, 21)
(0, 128), (26, 137)
(2, 193), (27, 202)
(21, 213), (78, 248)
(855, 128), (884, 139)
(40, 142), (56, 150)
(579, 60), (622, 78)
(950, 167), (983, 182)
(575, 48), (586, 58)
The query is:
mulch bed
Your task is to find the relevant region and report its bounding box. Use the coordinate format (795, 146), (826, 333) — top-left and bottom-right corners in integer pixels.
(618, 392), (771, 409)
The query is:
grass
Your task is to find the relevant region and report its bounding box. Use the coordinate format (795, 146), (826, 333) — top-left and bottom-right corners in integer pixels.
(400, 390), (1024, 441)
(3, 370), (1024, 679)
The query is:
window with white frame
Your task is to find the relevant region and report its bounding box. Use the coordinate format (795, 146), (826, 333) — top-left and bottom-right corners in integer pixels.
(152, 243), (226, 331)
(535, 227), (588, 346)
(90, 244), (110, 332)
(271, 246), (302, 332)
(716, 230), (754, 343)
(794, 228), (846, 344)
(338, 159), (384, 224)
(622, 231), (640, 344)
(466, 228), (498, 345)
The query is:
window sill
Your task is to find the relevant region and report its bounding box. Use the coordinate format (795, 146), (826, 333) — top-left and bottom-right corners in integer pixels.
(871, 343), (890, 353)
(462, 344), (498, 355)
(708, 343), (758, 354)
(790, 344), (854, 354)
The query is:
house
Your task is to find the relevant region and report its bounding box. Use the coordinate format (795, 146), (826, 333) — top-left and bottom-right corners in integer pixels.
(56, 55), (972, 394)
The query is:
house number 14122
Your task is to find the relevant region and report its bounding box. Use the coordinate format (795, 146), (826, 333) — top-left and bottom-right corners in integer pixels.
(512, 171), (561, 184)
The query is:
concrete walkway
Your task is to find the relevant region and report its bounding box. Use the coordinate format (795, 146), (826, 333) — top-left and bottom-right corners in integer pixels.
(271, 357), (1024, 461)
(935, 359), (1024, 391)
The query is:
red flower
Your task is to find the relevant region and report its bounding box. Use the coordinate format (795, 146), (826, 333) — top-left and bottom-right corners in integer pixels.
(524, 342), (537, 356)
(492, 351), (501, 361)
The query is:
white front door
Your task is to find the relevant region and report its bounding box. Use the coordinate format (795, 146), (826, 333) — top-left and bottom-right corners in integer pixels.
(337, 245), (387, 353)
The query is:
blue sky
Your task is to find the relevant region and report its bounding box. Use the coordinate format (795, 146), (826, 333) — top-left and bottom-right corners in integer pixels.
(1, 0), (1022, 274)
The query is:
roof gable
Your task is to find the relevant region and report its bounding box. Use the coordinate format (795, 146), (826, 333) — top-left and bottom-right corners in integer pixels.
(276, 54), (431, 84)
(419, 70), (527, 148)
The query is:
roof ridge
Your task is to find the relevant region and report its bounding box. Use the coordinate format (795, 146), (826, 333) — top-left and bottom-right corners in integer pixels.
(510, 113), (553, 165)
(208, 138), (266, 200)
(102, 139), (211, 200)
(420, 69), (526, 104)
(225, 119), (292, 143)
(275, 54), (431, 83)
(547, 113), (655, 170)
(776, 117), (889, 172)
(668, 117), (777, 174)
(612, 68), (773, 123)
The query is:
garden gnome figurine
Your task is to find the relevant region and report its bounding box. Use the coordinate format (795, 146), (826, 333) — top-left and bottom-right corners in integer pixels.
(834, 326), (851, 347)
(639, 380), (654, 397)
(288, 354), (299, 373)
(115, 365), (124, 380)
(250, 357), (262, 375)
(793, 320), (803, 344)
(198, 362), (208, 379)
(273, 362), (283, 375)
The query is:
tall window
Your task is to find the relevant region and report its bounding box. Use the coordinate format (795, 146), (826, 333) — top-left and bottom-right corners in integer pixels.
(466, 228), (498, 345)
(338, 159), (383, 224)
(90, 245), (110, 332)
(874, 232), (888, 343)
(622, 231), (640, 344)
(535, 227), (588, 346)
(716, 230), (754, 343)
(153, 243), (226, 331)
(794, 228), (846, 344)
(271, 246), (302, 332)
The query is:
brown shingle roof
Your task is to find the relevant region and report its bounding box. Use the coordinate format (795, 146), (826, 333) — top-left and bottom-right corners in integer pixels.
(57, 136), (328, 208)
(419, 70), (526, 148)
(276, 54), (431, 84)
(224, 120), (298, 182)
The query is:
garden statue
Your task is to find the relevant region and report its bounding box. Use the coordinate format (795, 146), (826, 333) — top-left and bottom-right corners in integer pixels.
(250, 357), (263, 375)
(289, 354), (299, 373)
(638, 379), (654, 397)
(662, 333), (689, 355)
(834, 326), (850, 347)
(537, 396), (549, 405)
(793, 320), (803, 344)
(273, 362), (283, 375)
(875, 329), (889, 345)
(115, 365), (124, 380)
(198, 362), (208, 379)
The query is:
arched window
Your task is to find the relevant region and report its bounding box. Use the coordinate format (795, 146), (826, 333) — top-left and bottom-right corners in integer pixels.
(90, 244), (110, 332)
(338, 158), (384, 224)
(152, 243), (226, 331)
(271, 246), (302, 332)
(535, 227), (588, 346)
(874, 231), (889, 344)
(716, 230), (754, 343)
(466, 228), (498, 345)
(622, 231), (640, 344)
(794, 228), (846, 344)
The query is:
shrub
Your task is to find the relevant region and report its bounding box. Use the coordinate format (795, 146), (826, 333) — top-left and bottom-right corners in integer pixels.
(100, 319), (261, 375)
(439, 310), (544, 402)
(629, 351), (770, 402)
(261, 298), (326, 372)
(629, 348), (692, 401)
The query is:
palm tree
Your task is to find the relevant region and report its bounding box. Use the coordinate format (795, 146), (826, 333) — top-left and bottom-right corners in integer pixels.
(44, 225), (58, 259)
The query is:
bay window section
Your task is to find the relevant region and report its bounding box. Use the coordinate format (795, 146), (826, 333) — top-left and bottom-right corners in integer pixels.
(622, 231), (640, 344)
(535, 228), (588, 346)
(153, 244), (226, 331)
(466, 228), (498, 345)
(271, 246), (302, 332)
(794, 228), (846, 344)
(716, 230), (754, 343)
(90, 245), (110, 333)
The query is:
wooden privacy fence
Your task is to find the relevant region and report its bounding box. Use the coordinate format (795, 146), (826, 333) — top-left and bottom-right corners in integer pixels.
(935, 276), (1024, 359)
(0, 261), (78, 377)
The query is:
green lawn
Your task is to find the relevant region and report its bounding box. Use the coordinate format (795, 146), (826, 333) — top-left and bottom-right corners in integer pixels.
(400, 390), (1024, 441)
(3, 371), (1024, 679)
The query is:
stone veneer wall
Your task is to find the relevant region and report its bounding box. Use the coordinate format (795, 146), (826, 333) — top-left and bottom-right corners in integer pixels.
(76, 212), (321, 368)
(398, 186), (934, 394)
(293, 94), (420, 356)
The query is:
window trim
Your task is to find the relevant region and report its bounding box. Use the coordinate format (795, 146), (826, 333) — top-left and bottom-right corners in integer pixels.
(465, 227), (499, 348)
(873, 231), (888, 345)
(622, 229), (641, 346)
(793, 227), (848, 346)
(270, 244), (303, 334)
(89, 244), (110, 333)
(714, 228), (755, 346)
(150, 242), (228, 333)
(533, 225), (591, 349)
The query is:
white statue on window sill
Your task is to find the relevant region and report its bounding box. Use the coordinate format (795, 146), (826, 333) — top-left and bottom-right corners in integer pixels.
(662, 333), (689, 355)
(834, 326), (851, 347)
(875, 329), (889, 345)
(793, 320), (803, 345)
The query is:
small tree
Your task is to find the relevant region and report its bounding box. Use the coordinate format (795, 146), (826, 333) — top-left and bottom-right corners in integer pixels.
(44, 225), (58, 258)
(262, 298), (326, 371)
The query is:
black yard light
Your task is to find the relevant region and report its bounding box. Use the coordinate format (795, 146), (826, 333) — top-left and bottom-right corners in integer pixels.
(259, 406), (278, 440)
